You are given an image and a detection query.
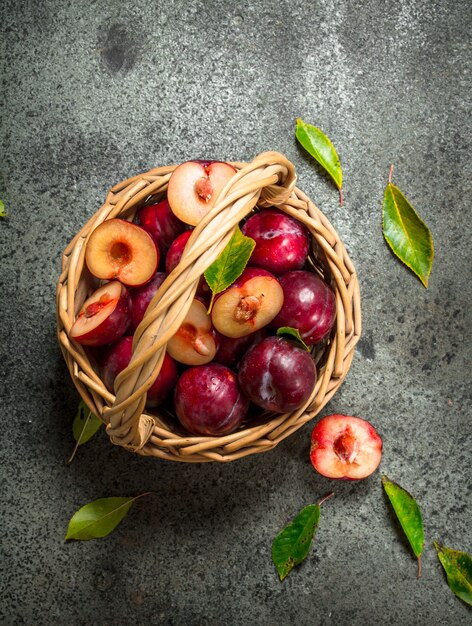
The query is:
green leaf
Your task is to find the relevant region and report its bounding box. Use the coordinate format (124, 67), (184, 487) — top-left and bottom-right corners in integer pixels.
(0, 200), (6, 217)
(204, 226), (255, 304)
(68, 399), (103, 463)
(276, 326), (309, 351)
(382, 476), (424, 576)
(272, 493), (333, 581)
(382, 178), (434, 287)
(65, 494), (150, 541)
(434, 542), (472, 606)
(295, 118), (343, 198)
(72, 399), (102, 445)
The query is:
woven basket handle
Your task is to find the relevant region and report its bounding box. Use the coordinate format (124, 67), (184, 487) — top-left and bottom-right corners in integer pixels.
(103, 151), (297, 449)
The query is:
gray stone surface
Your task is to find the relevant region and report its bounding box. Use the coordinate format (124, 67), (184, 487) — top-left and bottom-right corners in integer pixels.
(1, 0), (471, 624)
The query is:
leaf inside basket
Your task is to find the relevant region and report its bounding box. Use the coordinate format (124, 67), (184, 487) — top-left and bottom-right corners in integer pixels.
(204, 226), (255, 309)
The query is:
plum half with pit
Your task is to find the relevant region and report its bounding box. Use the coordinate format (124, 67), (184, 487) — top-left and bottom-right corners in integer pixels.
(270, 270), (336, 345)
(174, 364), (249, 436)
(166, 299), (217, 366)
(310, 414), (382, 480)
(211, 267), (284, 338)
(241, 209), (309, 275)
(167, 160), (236, 226)
(70, 281), (131, 346)
(238, 336), (316, 412)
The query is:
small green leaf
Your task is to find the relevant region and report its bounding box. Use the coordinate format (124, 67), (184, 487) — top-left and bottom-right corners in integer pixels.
(72, 399), (102, 445)
(276, 327), (309, 351)
(65, 494), (151, 541)
(382, 176), (434, 287)
(204, 226), (255, 304)
(434, 542), (472, 606)
(295, 118), (343, 200)
(0, 200), (6, 217)
(272, 493), (333, 581)
(68, 400), (103, 463)
(382, 476), (424, 576)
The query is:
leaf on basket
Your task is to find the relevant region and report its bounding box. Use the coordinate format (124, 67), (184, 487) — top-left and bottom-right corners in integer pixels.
(276, 327), (309, 351)
(295, 118), (343, 204)
(204, 227), (255, 309)
(382, 476), (424, 577)
(65, 493), (152, 541)
(0, 200), (6, 217)
(73, 399), (102, 445)
(434, 542), (472, 606)
(382, 169), (434, 287)
(272, 493), (333, 581)
(68, 400), (102, 463)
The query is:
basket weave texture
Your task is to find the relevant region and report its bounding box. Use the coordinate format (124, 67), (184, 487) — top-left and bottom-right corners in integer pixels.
(57, 152), (361, 462)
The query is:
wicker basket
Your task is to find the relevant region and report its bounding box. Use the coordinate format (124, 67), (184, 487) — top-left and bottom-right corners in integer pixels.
(56, 151), (361, 462)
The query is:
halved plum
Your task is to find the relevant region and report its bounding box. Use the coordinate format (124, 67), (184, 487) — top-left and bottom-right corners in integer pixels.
(70, 281), (130, 346)
(85, 218), (158, 287)
(167, 160), (236, 226)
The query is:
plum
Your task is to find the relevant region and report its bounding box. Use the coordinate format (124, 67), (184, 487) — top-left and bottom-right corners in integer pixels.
(135, 198), (186, 255)
(70, 281), (131, 347)
(167, 299), (217, 366)
(310, 414), (382, 480)
(238, 336), (316, 412)
(211, 267), (283, 338)
(101, 336), (179, 407)
(174, 364), (249, 435)
(167, 160), (236, 226)
(213, 328), (267, 368)
(85, 219), (158, 287)
(129, 272), (167, 332)
(270, 270), (336, 345)
(165, 230), (211, 302)
(241, 209), (309, 275)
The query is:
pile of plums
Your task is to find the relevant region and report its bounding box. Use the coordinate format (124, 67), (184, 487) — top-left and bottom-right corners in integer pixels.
(70, 160), (337, 437)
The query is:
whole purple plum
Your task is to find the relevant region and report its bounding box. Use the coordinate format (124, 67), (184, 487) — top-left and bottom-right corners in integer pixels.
(174, 364), (249, 436)
(270, 271), (336, 345)
(238, 336), (316, 412)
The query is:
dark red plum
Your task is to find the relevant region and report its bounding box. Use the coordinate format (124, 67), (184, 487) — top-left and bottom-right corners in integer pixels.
(135, 198), (186, 254)
(270, 271), (336, 345)
(129, 272), (167, 332)
(174, 364), (249, 435)
(165, 230), (211, 301)
(165, 230), (192, 273)
(214, 328), (267, 367)
(102, 336), (178, 407)
(241, 209), (309, 275)
(238, 336), (316, 412)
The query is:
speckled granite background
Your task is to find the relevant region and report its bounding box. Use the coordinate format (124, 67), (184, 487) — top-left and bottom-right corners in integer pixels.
(1, 1), (471, 624)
